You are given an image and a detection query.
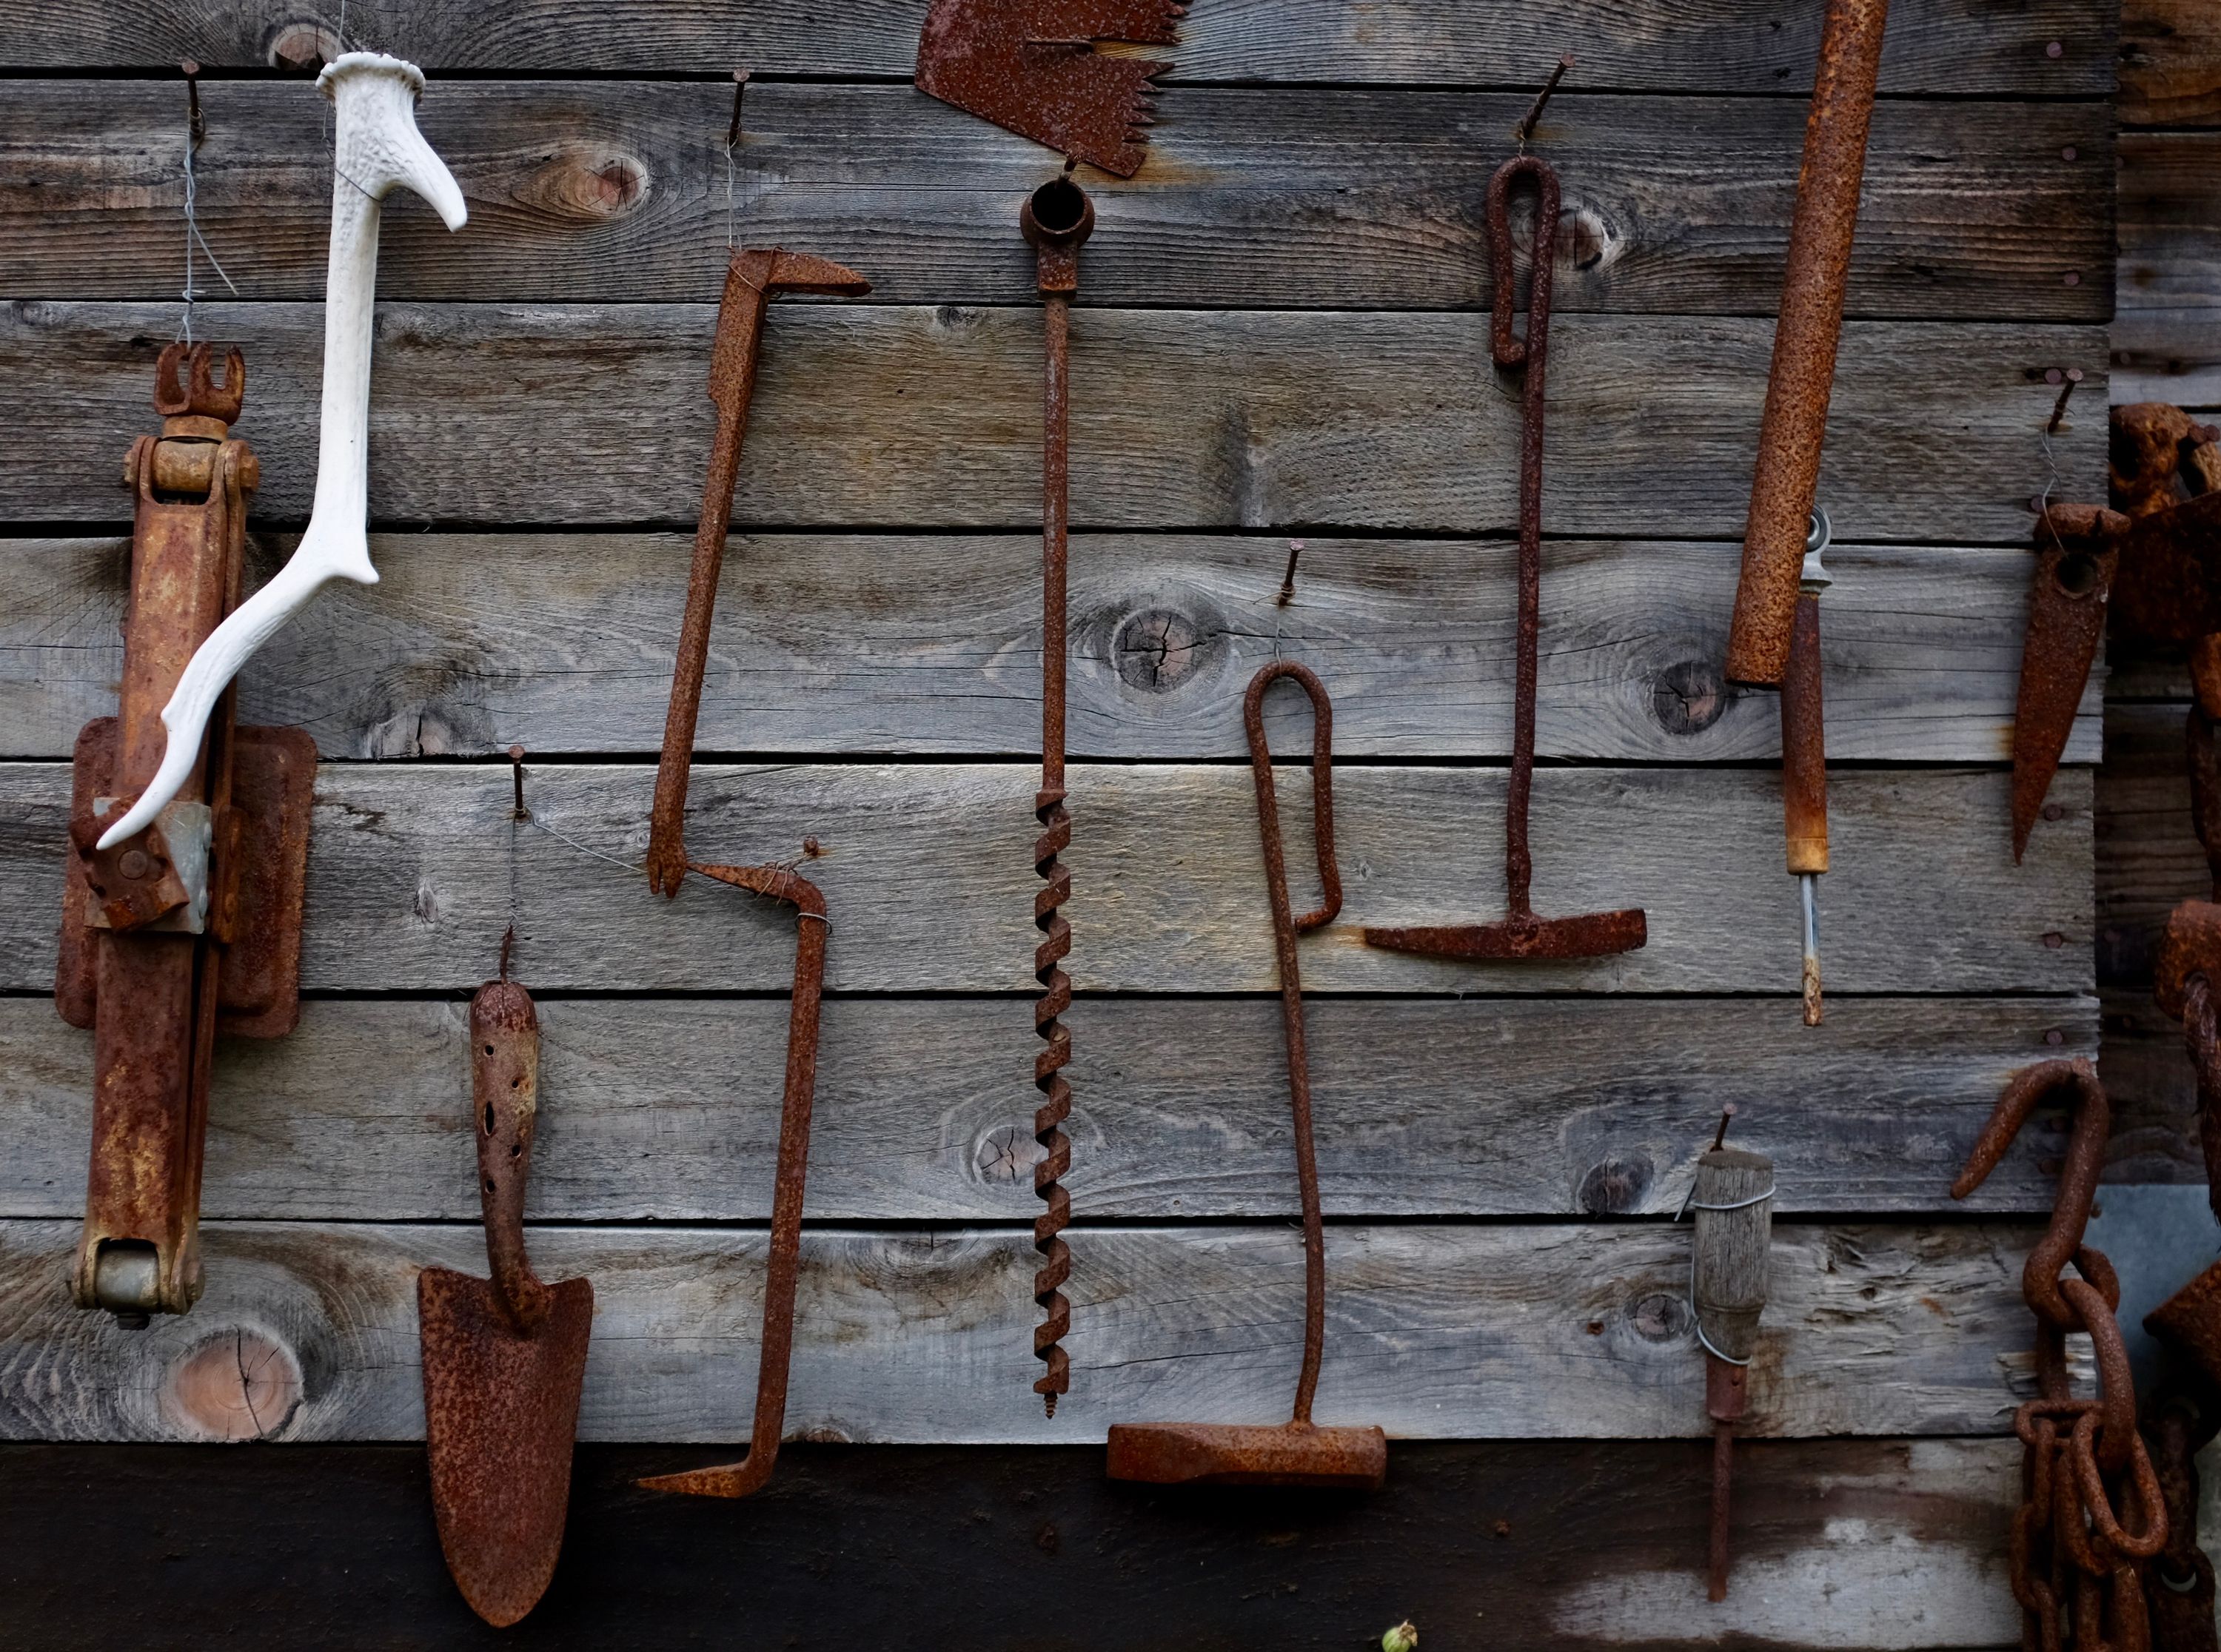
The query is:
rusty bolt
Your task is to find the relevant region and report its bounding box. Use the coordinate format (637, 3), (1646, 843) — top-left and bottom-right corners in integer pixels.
(118, 850), (150, 879)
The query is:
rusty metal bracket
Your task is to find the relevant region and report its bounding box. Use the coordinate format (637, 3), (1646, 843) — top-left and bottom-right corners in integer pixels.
(1362, 153), (1645, 964)
(646, 248), (870, 898)
(640, 862), (828, 1500)
(55, 343), (315, 1324)
(1107, 663), (1387, 1491)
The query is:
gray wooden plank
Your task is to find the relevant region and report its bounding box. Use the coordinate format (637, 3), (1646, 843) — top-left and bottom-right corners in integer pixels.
(0, 303), (2110, 539)
(0, 995), (2097, 1223)
(0, 760), (2094, 994)
(0, 0), (2114, 93)
(2114, 132), (2221, 414)
(0, 81), (2112, 319)
(0, 532), (2104, 765)
(0, 1217), (2074, 1443)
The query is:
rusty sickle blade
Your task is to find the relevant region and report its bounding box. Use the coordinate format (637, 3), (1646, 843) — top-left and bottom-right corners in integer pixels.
(2010, 505), (2125, 863)
(420, 980), (592, 1628)
(1724, 0), (1889, 686)
(1952, 1061), (2169, 1648)
(1108, 664), (1386, 1491)
(915, 0), (1184, 178)
(646, 249), (870, 898)
(1362, 155), (1644, 966)
(1024, 176), (1093, 1419)
(640, 862), (826, 1499)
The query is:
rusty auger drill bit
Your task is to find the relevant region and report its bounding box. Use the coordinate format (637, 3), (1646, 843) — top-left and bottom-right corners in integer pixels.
(646, 248), (871, 898)
(1361, 151), (1645, 965)
(640, 859), (828, 1500)
(1025, 174), (1093, 1418)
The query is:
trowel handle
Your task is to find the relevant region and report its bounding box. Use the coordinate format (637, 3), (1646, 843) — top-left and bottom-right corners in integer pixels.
(1781, 593), (1828, 876)
(471, 979), (552, 1333)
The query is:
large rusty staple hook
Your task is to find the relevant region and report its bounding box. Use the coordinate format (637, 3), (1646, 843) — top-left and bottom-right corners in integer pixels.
(1954, 1061), (2169, 1648)
(646, 249), (871, 897)
(1363, 152), (1644, 965)
(1107, 662), (1387, 1490)
(640, 861), (828, 1499)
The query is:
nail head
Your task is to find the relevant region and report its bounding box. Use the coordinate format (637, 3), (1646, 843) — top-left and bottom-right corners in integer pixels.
(2061, 145), (2077, 161)
(2045, 1029), (2065, 1047)
(2046, 40), (2064, 58)
(2063, 272), (2081, 286)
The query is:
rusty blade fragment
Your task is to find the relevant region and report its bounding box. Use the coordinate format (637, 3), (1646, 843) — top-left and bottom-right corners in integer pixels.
(2010, 505), (2125, 862)
(646, 249), (871, 898)
(2155, 901), (2221, 1021)
(914, 0), (1184, 178)
(639, 861), (825, 1499)
(1105, 1422), (1386, 1491)
(1724, 0), (1890, 685)
(421, 980), (591, 1628)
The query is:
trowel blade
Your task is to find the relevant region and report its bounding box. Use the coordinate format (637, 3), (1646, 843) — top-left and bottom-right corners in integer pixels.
(418, 1267), (594, 1628)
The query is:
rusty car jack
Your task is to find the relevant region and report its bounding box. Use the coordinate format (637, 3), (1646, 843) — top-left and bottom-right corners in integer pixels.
(646, 248), (871, 896)
(1363, 153), (1644, 964)
(1107, 663), (1388, 1491)
(1954, 1061), (2168, 1649)
(56, 343), (317, 1324)
(419, 976), (593, 1628)
(640, 860), (828, 1499)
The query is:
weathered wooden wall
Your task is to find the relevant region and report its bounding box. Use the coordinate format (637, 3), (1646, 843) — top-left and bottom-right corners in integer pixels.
(0, 0), (2171, 1644)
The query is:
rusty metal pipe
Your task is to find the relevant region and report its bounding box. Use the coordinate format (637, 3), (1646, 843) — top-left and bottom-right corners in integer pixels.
(1024, 174), (1093, 1419)
(1724, 0), (1890, 686)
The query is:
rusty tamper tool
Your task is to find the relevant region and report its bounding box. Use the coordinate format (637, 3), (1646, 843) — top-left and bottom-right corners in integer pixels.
(646, 248), (871, 896)
(1107, 663), (1388, 1491)
(1363, 152), (1645, 965)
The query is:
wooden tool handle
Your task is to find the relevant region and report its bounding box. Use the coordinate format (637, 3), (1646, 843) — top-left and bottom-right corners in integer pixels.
(1781, 592), (1829, 875)
(470, 978), (552, 1334)
(1692, 1147), (1775, 1368)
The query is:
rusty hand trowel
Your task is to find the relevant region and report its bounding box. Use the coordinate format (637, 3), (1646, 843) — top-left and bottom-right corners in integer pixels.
(1363, 153), (1645, 964)
(418, 978), (593, 1628)
(914, 0), (1184, 178)
(1107, 663), (1387, 1491)
(646, 249), (871, 897)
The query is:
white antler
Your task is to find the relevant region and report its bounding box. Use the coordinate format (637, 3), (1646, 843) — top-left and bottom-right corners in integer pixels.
(100, 53), (466, 849)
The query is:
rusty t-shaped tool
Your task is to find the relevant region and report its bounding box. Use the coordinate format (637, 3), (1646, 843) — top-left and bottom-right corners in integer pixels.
(646, 249), (870, 896)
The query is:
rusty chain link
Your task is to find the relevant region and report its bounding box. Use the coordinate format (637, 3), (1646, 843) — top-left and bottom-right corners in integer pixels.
(1956, 1060), (2168, 1651)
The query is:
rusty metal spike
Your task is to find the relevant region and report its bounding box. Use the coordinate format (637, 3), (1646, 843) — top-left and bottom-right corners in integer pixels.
(2009, 506), (2124, 863)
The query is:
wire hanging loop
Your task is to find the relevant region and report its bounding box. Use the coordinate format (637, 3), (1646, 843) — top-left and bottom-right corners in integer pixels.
(176, 58), (239, 345)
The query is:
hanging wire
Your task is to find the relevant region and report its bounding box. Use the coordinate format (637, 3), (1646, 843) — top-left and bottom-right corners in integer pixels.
(177, 61), (239, 343)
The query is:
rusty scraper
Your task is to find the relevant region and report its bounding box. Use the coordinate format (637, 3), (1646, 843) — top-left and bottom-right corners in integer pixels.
(914, 0), (1184, 177)
(1108, 664), (1387, 1491)
(419, 978), (593, 1628)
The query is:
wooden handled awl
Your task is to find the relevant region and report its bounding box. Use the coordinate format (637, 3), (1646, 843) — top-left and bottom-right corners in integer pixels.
(1780, 511), (1831, 1026)
(1689, 1126), (1774, 1602)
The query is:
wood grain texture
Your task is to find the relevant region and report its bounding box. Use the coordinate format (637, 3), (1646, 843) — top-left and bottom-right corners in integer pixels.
(0, 81), (2114, 318)
(2113, 130), (2221, 412)
(2096, 699), (2207, 995)
(0, 760), (2096, 994)
(2123, 0), (2221, 124)
(0, 1218), (2077, 1443)
(0, 303), (2108, 538)
(0, 995), (2097, 1223)
(0, 1438), (2030, 1651)
(0, 0), (2114, 93)
(0, 532), (2104, 765)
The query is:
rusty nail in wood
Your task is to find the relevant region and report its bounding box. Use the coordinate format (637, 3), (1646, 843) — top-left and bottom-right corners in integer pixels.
(509, 745), (529, 820)
(1514, 54), (1574, 150)
(2045, 1029), (2065, 1046)
(183, 60), (205, 150)
(1712, 1104), (1738, 1152)
(726, 70), (749, 150)
(1276, 540), (1304, 606)
(2047, 375), (2081, 432)
(803, 835), (823, 857)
